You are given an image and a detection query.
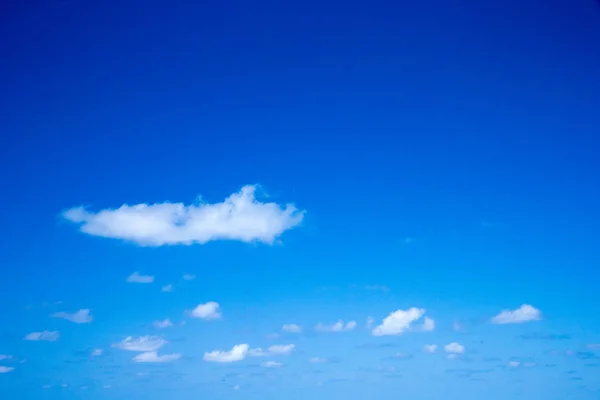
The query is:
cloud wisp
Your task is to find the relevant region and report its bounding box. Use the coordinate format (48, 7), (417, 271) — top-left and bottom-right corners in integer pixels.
(61, 185), (304, 246)
(113, 336), (166, 352)
(52, 309), (93, 324)
(24, 331), (60, 342)
(126, 272), (154, 284)
(315, 320), (357, 332)
(491, 305), (541, 324)
(372, 308), (434, 336)
(133, 352), (181, 363)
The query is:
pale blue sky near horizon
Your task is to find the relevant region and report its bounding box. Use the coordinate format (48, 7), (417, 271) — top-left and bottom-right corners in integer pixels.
(1, 0), (600, 398)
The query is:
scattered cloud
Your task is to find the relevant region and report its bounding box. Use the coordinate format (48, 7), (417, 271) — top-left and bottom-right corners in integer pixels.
(183, 274), (196, 281)
(126, 272), (154, 284)
(52, 309), (93, 324)
(424, 344), (438, 353)
(91, 349), (103, 357)
(315, 320), (356, 332)
(372, 308), (432, 336)
(133, 352), (181, 363)
(444, 342), (465, 354)
(282, 324), (302, 333)
(0, 366), (14, 373)
(113, 336), (166, 352)
(309, 357), (327, 363)
(204, 344), (249, 363)
(249, 344), (295, 357)
(153, 319), (174, 329)
(190, 302), (221, 320)
(161, 284), (173, 292)
(419, 317), (435, 332)
(491, 305), (541, 324)
(24, 331), (60, 341)
(261, 361), (282, 368)
(61, 185), (305, 246)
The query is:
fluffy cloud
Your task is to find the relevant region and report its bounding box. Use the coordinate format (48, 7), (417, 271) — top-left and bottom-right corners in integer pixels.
(372, 308), (433, 336)
(91, 349), (103, 357)
(0, 366), (14, 373)
(133, 351), (181, 363)
(126, 272), (154, 283)
(52, 309), (93, 324)
(183, 274), (196, 281)
(282, 324), (302, 333)
(190, 302), (221, 320)
(204, 344), (249, 363)
(444, 342), (465, 354)
(262, 361), (282, 368)
(61, 185), (304, 246)
(315, 320), (356, 332)
(424, 344), (438, 353)
(113, 336), (166, 352)
(153, 319), (174, 329)
(24, 331), (60, 341)
(491, 304), (541, 324)
(249, 344), (295, 357)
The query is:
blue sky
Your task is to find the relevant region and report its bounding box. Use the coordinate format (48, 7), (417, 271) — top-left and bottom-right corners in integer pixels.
(1, 0), (600, 398)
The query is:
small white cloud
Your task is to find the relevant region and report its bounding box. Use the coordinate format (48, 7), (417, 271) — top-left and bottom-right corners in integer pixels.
(126, 272), (154, 284)
(508, 361), (520, 368)
(315, 320), (356, 332)
(134, 351), (181, 363)
(204, 344), (249, 363)
(61, 185), (305, 246)
(424, 344), (437, 353)
(249, 344), (295, 357)
(309, 357), (327, 363)
(262, 361), (282, 368)
(91, 349), (103, 357)
(190, 302), (221, 320)
(153, 319), (174, 329)
(24, 331), (60, 341)
(52, 309), (93, 324)
(444, 342), (465, 354)
(491, 304), (541, 324)
(0, 366), (14, 373)
(420, 317), (435, 332)
(282, 324), (302, 333)
(161, 284), (173, 292)
(183, 274), (196, 281)
(372, 307), (430, 336)
(113, 336), (166, 352)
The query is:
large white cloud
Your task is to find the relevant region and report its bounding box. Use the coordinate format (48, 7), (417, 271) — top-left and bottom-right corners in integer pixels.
(372, 308), (433, 336)
(113, 336), (166, 352)
(62, 185), (304, 246)
(190, 302), (221, 320)
(133, 351), (181, 363)
(204, 344), (249, 363)
(314, 320), (356, 332)
(491, 304), (542, 324)
(52, 309), (93, 324)
(24, 331), (60, 341)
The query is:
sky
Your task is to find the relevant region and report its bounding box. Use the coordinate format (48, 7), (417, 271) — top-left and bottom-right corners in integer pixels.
(1, 0), (600, 398)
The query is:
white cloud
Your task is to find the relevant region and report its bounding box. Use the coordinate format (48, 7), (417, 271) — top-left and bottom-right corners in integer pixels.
(113, 336), (166, 352)
(0, 366), (14, 373)
(424, 344), (437, 353)
(183, 274), (196, 281)
(282, 324), (302, 333)
(204, 344), (249, 363)
(262, 361), (282, 368)
(372, 307), (431, 336)
(153, 319), (174, 329)
(315, 320), (356, 332)
(508, 361), (520, 368)
(420, 317), (435, 332)
(62, 185), (304, 246)
(249, 344), (295, 357)
(52, 309), (93, 324)
(444, 342), (465, 354)
(91, 349), (103, 357)
(161, 284), (173, 292)
(190, 302), (221, 320)
(134, 351), (181, 363)
(491, 304), (541, 324)
(126, 272), (154, 284)
(24, 331), (60, 341)
(366, 316), (374, 329)
(309, 357), (327, 363)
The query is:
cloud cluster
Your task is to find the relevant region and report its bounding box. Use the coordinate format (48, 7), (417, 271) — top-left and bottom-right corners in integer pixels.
(315, 320), (357, 332)
(62, 185), (304, 246)
(372, 308), (434, 336)
(491, 305), (541, 324)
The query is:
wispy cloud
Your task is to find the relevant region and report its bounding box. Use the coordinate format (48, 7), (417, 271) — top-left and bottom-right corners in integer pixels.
(161, 284), (173, 292)
(491, 305), (541, 324)
(61, 185), (304, 246)
(0, 366), (14, 373)
(372, 308), (433, 336)
(204, 344), (249, 363)
(91, 349), (103, 357)
(261, 361), (282, 368)
(315, 320), (356, 332)
(133, 352), (181, 363)
(365, 285), (390, 293)
(0, 355), (13, 360)
(24, 331), (60, 342)
(309, 357), (327, 363)
(249, 344), (295, 357)
(424, 344), (438, 353)
(153, 319), (174, 329)
(518, 333), (570, 341)
(281, 324), (302, 333)
(183, 274), (196, 281)
(126, 272), (154, 284)
(189, 302), (221, 320)
(113, 336), (166, 352)
(52, 309), (93, 324)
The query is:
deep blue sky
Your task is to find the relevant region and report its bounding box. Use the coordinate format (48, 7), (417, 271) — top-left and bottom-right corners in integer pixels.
(1, 0), (600, 399)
